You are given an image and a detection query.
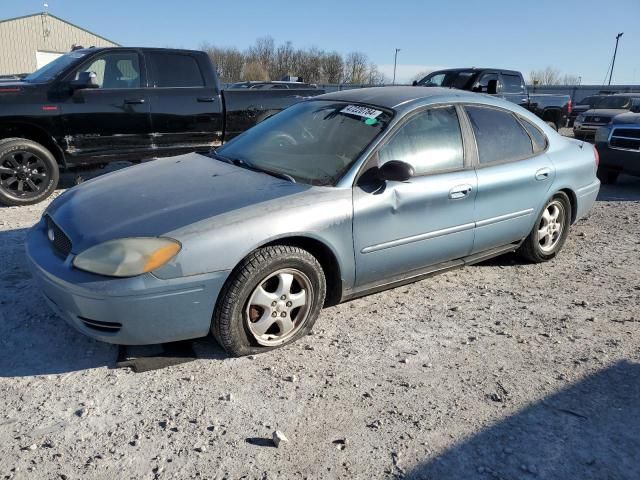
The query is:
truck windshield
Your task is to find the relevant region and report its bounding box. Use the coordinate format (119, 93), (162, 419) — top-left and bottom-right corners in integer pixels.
(23, 52), (88, 83)
(417, 70), (476, 89)
(214, 100), (393, 186)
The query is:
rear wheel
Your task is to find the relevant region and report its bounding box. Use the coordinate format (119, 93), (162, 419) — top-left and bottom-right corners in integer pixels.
(518, 192), (571, 263)
(597, 167), (619, 185)
(545, 120), (558, 131)
(0, 138), (59, 206)
(212, 245), (326, 357)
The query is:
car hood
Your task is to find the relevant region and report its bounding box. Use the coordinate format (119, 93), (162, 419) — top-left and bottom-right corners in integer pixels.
(611, 113), (640, 125)
(582, 109), (628, 117)
(46, 153), (310, 254)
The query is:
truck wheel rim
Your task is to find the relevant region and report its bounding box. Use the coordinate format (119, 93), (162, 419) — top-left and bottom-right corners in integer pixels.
(0, 151), (50, 199)
(537, 200), (565, 253)
(245, 268), (313, 346)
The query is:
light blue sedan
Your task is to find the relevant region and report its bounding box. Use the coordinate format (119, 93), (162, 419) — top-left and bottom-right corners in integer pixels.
(26, 87), (600, 356)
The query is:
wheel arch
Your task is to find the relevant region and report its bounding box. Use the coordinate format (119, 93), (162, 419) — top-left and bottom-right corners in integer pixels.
(558, 187), (578, 224)
(0, 121), (66, 167)
(249, 234), (344, 307)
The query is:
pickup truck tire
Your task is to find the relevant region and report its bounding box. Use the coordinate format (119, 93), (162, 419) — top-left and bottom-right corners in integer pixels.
(518, 192), (571, 263)
(0, 138), (59, 206)
(545, 121), (558, 131)
(212, 245), (326, 357)
(597, 167), (619, 185)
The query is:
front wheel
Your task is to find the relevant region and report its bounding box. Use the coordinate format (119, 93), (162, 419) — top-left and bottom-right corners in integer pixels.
(0, 138), (59, 206)
(518, 193), (571, 263)
(212, 245), (326, 357)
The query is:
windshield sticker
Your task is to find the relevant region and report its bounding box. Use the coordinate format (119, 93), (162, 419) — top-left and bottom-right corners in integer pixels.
(364, 117), (378, 126)
(341, 105), (383, 120)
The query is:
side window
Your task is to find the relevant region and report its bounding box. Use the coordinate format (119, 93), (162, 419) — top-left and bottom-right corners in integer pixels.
(474, 73), (498, 93)
(502, 74), (525, 94)
(424, 73), (445, 86)
(519, 117), (548, 152)
(465, 106), (534, 164)
(75, 52), (140, 89)
(378, 106), (464, 175)
(149, 53), (204, 88)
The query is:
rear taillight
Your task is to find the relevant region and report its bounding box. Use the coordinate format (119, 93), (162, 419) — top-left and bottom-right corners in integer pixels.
(567, 98), (572, 115)
(593, 145), (599, 167)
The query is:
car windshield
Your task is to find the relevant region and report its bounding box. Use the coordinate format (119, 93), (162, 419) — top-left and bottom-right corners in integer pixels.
(417, 70), (476, 89)
(23, 51), (88, 83)
(214, 100), (393, 186)
(595, 96), (634, 109)
(578, 96), (601, 106)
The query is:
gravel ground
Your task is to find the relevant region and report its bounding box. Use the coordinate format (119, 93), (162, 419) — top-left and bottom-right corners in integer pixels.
(1, 160), (639, 479)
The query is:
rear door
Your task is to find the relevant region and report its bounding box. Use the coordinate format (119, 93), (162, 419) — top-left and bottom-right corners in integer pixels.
(499, 72), (530, 108)
(463, 105), (554, 254)
(146, 51), (223, 155)
(60, 50), (152, 162)
(352, 105), (477, 287)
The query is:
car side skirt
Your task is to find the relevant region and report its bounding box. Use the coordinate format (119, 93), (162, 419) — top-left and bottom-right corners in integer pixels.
(341, 241), (523, 302)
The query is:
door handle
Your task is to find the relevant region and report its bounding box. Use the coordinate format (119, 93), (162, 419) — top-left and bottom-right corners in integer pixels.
(197, 97), (216, 102)
(535, 167), (552, 181)
(449, 184), (473, 199)
(124, 98), (145, 104)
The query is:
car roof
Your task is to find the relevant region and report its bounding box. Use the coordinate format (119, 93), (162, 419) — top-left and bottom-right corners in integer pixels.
(316, 86), (486, 110)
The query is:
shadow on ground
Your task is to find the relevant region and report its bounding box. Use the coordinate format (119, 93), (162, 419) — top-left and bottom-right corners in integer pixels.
(597, 174), (640, 201)
(407, 361), (640, 480)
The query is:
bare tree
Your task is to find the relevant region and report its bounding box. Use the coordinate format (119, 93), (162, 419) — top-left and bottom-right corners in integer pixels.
(242, 61), (269, 81)
(246, 36), (275, 77)
(343, 52), (369, 84)
(272, 41), (295, 80)
(321, 51), (343, 83)
(296, 47), (323, 83)
(529, 67), (562, 85)
(561, 74), (581, 85)
(367, 63), (387, 85)
(201, 43), (244, 83)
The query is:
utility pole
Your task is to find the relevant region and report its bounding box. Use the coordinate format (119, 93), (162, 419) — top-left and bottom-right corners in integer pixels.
(392, 48), (401, 85)
(608, 32), (623, 85)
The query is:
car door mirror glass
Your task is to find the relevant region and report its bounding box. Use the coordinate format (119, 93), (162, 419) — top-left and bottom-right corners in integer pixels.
(487, 79), (498, 95)
(378, 160), (414, 182)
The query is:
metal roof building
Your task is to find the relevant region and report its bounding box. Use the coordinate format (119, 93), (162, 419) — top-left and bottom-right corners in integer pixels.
(0, 12), (119, 76)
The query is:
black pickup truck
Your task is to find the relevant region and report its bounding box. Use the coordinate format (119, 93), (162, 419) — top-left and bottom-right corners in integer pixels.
(414, 68), (572, 131)
(0, 47), (323, 206)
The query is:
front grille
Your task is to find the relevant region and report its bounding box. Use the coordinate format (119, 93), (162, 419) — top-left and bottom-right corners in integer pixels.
(45, 216), (72, 257)
(78, 317), (122, 333)
(584, 115), (611, 124)
(610, 128), (640, 151)
(611, 128), (640, 140)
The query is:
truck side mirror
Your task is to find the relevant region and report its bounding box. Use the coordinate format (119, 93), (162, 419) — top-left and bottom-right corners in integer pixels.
(71, 71), (99, 90)
(487, 79), (498, 95)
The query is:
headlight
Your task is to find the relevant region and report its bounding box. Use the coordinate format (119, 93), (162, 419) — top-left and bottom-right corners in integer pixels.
(594, 126), (611, 143)
(575, 114), (585, 122)
(73, 237), (181, 277)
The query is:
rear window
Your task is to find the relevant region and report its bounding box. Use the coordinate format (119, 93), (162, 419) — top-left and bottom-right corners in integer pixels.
(149, 53), (204, 88)
(502, 74), (525, 94)
(465, 106), (533, 164)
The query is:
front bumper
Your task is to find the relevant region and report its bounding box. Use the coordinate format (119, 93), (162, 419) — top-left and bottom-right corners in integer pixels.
(25, 219), (230, 345)
(573, 123), (608, 137)
(596, 142), (640, 176)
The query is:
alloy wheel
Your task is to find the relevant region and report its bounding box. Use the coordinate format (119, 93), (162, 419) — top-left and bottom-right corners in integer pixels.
(537, 200), (565, 253)
(0, 151), (51, 199)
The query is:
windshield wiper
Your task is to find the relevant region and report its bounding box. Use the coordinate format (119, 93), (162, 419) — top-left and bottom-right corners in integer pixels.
(210, 152), (296, 183)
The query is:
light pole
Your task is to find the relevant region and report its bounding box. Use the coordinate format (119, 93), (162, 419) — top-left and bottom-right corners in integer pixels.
(392, 48), (401, 85)
(608, 32), (624, 86)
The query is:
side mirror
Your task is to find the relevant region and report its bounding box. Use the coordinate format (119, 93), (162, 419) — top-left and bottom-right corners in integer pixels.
(378, 160), (414, 182)
(70, 71), (99, 89)
(487, 79), (498, 95)
(412, 80), (418, 86)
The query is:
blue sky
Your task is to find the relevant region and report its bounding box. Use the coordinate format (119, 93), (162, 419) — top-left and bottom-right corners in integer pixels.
(3, 0), (639, 83)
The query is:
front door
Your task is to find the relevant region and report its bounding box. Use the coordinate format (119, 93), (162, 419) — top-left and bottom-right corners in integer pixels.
(353, 105), (477, 287)
(60, 50), (152, 162)
(463, 105), (555, 254)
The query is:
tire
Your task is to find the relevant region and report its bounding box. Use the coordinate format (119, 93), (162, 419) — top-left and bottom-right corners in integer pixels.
(545, 120), (558, 131)
(518, 192), (572, 263)
(0, 138), (59, 206)
(597, 167), (619, 185)
(212, 245), (326, 357)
